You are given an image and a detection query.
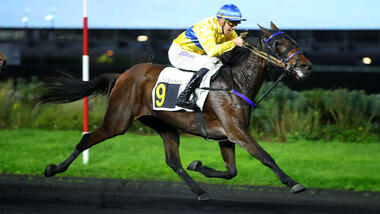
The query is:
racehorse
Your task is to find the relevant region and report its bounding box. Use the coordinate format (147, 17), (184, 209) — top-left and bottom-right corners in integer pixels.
(0, 52), (6, 73)
(35, 23), (312, 201)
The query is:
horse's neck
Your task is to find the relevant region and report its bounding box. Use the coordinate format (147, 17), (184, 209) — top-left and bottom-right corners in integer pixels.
(232, 53), (267, 101)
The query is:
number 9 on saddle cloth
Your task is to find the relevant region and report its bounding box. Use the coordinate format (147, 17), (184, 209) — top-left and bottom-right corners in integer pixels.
(152, 66), (216, 112)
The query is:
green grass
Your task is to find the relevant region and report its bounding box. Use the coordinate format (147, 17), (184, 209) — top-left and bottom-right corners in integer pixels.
(0, 129), (379, 192)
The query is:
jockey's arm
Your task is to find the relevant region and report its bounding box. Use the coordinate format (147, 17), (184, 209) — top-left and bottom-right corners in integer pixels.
(195, 27), (239, 57)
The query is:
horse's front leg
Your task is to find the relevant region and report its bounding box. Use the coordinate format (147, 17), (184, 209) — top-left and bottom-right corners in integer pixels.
(187, 140), (237, 180)
(228, 127), (305, 193)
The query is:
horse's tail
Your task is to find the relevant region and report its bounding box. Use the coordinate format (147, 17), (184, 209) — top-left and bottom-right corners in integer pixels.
(34, 72), (120, 106)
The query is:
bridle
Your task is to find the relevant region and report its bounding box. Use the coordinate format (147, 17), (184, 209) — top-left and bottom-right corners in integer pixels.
(243, 30), (302, 73)
(233, 30), (304, 107)
(263, 31), (301, 72)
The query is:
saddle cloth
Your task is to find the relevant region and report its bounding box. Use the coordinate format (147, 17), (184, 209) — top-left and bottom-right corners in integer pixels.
(152, 66), (221, 112)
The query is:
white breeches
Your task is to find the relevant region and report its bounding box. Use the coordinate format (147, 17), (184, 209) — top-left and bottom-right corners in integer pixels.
(168, 42), (222, 72)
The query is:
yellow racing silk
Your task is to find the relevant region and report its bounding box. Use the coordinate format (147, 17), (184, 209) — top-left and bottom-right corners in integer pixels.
(173, 17), (238, 57)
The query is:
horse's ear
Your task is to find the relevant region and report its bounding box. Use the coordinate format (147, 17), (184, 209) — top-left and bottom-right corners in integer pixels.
(257, 24), (271, 37)
(270, 22), (280, 31)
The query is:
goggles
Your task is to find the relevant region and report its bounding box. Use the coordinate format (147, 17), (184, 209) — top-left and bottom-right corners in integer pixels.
(224, 19), (240, 27)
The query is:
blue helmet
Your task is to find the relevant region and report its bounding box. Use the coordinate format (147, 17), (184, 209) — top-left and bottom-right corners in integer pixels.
(216, 4), (246, 22)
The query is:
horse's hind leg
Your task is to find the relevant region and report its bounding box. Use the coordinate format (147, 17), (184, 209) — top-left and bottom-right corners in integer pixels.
(44, 119), (133, 177)
(44, 90), (135, 177)
(187, 140), (237, 180)
(44, 133), (91, 177)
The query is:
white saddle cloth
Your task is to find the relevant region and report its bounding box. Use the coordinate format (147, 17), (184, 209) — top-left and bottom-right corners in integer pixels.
(152, 66), (221, 112)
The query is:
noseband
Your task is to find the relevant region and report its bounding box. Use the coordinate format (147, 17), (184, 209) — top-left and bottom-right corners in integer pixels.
(263, 31), (302, 72)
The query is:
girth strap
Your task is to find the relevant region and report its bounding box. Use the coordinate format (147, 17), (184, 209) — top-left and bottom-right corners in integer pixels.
(196, 111), (207, 138)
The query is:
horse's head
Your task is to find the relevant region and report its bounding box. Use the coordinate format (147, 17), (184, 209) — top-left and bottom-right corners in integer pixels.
(258, 22), (312, 80)
(0, 52), (7, 73)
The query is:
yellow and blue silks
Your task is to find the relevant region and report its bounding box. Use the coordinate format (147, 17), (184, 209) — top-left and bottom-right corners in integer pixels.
(173, 17), (238, 57)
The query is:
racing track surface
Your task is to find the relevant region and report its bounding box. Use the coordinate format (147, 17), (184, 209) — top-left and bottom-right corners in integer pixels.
(1, 174), (379, 214)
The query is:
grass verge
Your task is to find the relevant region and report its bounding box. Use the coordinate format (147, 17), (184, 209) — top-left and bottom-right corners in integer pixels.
(0, 129), (379, 192)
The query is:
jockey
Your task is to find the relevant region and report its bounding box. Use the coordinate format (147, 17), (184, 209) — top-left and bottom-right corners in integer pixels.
(168, 4), (246, 110)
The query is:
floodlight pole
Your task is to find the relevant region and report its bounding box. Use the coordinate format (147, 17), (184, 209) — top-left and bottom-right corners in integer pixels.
(82, 0), (89, 164)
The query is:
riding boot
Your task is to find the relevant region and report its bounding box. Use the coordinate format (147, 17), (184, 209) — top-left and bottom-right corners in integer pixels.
(176, 68), (209, 110)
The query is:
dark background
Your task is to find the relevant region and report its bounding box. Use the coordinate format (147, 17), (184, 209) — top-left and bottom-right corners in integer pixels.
(1, 28), (379, 93)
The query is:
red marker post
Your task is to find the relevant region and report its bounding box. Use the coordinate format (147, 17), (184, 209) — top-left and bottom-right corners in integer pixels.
(82, 0), (89, 164)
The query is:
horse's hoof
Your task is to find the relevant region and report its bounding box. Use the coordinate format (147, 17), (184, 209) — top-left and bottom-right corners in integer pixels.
(291, 184), (306, 194)
(44, 164), (57, 177)
(197, 193), (211, 201)
(187, 160), (202, 171)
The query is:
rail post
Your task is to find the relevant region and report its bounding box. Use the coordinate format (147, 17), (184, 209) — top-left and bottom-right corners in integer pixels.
(82, 0), (89, 164)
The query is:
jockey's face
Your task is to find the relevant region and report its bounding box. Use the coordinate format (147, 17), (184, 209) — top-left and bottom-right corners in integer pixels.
(221, 19), (238, 35)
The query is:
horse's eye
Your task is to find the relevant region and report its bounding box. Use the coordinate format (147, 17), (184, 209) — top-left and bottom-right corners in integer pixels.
(276, 41), (284, 46)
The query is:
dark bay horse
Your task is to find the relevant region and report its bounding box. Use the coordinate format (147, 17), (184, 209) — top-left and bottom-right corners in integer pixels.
(0, 52), (6, 73)
(35, 23), (312, 201)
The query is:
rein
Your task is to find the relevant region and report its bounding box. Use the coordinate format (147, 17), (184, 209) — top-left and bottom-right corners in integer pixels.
(242, 42), (287, 69)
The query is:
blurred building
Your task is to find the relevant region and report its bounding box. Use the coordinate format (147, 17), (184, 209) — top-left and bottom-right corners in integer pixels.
(0, 28), (379, 92)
